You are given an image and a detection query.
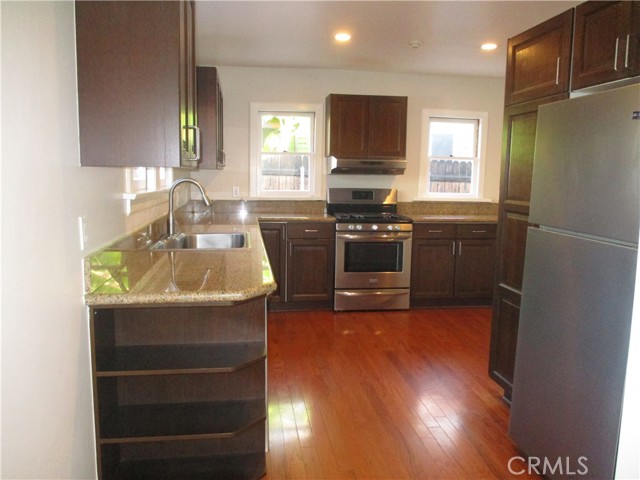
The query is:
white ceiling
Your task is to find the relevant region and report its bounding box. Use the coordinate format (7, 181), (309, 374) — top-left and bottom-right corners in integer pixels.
(195, 1), (580, 78)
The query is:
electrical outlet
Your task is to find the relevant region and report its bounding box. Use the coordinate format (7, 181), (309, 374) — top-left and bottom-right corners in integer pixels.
(232, 186), (240, 198)
(78, 216), (88, 251)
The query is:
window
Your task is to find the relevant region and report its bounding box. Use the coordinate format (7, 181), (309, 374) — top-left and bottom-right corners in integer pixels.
(250, 103), (323, 198)
(125, 167), (174, 193)
(419, 110), (488, 200)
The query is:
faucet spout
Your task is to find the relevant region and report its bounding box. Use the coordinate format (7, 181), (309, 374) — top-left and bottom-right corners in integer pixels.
(168, 179), (212, 236)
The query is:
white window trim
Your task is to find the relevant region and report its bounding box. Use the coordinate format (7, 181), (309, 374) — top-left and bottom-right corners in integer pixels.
(418, 109), (489, 201)
(249, 102), (324, 199)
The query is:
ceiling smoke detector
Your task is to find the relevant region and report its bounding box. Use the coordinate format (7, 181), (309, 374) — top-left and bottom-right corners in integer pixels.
(408, 40), (423, 49)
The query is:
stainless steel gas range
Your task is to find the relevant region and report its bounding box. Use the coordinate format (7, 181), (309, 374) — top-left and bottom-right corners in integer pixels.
(327, 188), (413, 311)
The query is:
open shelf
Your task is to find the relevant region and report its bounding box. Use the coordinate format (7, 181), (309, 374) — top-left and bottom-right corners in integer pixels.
(106, 452), (266, 480)
(99, 399), (265, 441)
(96, 343), (266, 375)
(89, 298), (268, 479)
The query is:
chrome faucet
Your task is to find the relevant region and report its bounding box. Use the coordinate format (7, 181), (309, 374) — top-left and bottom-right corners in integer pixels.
(167, 178), (212, 236)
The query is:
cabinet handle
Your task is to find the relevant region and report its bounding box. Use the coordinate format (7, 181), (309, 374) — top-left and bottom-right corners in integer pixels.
(472, 230), (486, 233)
(428, 229), (443, 233)
(614, 37), (620, 71)
(289, 243), (292, 257)
(555, 57), (560, 85)
(184, 125), (201, 162)
(458, 241), (462, 256)
(452, 241), (456, 256)
(624, 34), (631, 69)
(304, 229), (319, 233)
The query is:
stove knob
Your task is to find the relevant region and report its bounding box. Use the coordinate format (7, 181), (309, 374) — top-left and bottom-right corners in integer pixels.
(371, 224), (378, 231)
(395, 225), (401, 231)
(356, 224), (363, 231)
(387, 225), (394, 231)
(348, 224), (355, 230)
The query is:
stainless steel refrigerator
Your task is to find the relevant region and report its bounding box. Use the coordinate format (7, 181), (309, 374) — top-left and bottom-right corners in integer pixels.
(509, 83), (640, 479)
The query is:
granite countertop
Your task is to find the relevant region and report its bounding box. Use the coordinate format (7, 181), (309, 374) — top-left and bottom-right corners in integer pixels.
(84, 212), (334, 307)
(410, 214), (498, 223)
(84, 205), (496, 307)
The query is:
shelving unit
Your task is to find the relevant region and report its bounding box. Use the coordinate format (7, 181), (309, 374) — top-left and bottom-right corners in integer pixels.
(89, 298), (267, 480)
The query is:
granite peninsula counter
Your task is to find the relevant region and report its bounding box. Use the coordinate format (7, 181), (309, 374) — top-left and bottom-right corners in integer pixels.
(84, 212), (334, 306)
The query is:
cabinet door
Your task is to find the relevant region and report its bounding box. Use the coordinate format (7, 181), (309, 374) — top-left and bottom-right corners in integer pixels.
(454, 239), (496, 298)
(489, 290), (521, 401)
(287, 238), (335, 304)
(197, 66), (224, 170)
(326, 95), (369, 157)
(368, 96), (408, 158)
(180, 0), (199, 168)
(410, 239), (455, 299)
(260, 223), (287, 303)
(504, 9), (573, 106)
(572, 1), (640, 90)
(76, 1), (195, 168)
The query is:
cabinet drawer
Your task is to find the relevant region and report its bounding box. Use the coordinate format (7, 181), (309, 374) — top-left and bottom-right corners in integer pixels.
(413, 223), (456, 239)
(287, 222), (334, 239)
(456, 223), (497, 239)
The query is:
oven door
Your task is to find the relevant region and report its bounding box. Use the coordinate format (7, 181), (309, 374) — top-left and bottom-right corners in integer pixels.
(335, 231), (412, 289)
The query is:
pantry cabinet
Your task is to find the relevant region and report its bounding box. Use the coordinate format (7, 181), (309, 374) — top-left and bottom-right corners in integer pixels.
(325, 94), (408, 159)
(572, 1), (640, 90)
(260, 221), (335, 311)
(76, 1), (198, 168)
(411, 223), (496, 307)
(490, 95), (567, 401)
(504, 9), (574, 106)
(89, 298), (267, 480)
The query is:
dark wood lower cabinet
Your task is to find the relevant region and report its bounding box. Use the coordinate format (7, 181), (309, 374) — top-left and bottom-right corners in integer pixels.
(287, 238), (334, 305)
(260, 221), (335, 311)
(410, 223), (496, 307)
(259, 222), (287, 304)
(89, 298), (267, 480)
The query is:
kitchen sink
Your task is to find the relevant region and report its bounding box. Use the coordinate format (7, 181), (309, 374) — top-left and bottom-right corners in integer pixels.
(150, 232), (248, 250)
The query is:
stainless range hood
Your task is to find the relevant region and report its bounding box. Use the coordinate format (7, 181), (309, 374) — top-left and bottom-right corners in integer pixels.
(327, 156), (407, 175)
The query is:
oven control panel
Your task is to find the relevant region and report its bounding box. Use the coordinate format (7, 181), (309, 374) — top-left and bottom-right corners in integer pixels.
(337, 223), (413, 232)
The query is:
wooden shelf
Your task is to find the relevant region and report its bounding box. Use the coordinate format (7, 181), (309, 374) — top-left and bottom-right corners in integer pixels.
(96, 343), (266, 376)
(89, 299), (268, 479)
(107, 453), (265, 480)
(99, 399), (265, 441)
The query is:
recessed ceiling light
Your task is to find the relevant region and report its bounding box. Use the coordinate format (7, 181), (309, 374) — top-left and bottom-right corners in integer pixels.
(481, 43), (498, 51)
(408, 40), (423, 49)
(335, 32), (351, 42)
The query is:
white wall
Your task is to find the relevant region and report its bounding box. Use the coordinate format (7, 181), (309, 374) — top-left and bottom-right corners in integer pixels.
(0, 3), (167, 478)
(192, 66), (505, 203)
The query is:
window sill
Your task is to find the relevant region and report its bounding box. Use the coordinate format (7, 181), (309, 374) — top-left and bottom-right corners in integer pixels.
(122, 188), (170, 215)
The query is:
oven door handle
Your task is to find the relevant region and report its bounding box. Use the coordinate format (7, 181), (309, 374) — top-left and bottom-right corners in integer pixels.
(338, 290), (409, 297)
(337, 232), (412, 241)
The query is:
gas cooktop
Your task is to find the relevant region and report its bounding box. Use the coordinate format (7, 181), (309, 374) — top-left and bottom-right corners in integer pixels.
(332, 212), (413, 224)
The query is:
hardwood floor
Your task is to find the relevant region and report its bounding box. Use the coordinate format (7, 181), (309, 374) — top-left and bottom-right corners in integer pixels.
(265, 307), (538, 480)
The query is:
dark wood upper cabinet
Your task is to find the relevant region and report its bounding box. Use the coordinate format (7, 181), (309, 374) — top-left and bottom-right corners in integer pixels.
(572, 1), (640, 90)
(197, 66), (225, 170)
(326, 94), (407, 159)
(76, 1), (197, 168)
(504, 9), (573, 106)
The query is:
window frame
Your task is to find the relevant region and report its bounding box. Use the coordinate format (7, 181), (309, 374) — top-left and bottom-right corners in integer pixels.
(418, 109), (488, 201)
(249, 102), (324, 199)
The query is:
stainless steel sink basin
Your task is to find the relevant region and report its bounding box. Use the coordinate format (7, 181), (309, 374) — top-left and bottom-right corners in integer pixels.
(150, 232), (248, 250)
